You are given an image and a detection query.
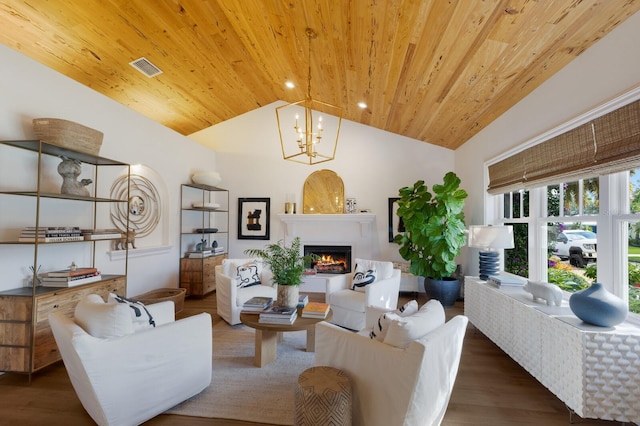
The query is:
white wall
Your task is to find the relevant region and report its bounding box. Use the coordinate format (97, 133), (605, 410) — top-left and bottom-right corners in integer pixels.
(0, 44), (218, 296)
(189, 101), (455, 262)
(455, 10), (640, 277)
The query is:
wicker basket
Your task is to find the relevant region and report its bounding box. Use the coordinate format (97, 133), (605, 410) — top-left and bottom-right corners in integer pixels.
(33, 118), (103, 156)
(134, 288), (186, 314)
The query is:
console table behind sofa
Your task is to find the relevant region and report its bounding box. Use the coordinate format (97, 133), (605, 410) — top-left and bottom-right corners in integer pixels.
(464, 277), (640, 423)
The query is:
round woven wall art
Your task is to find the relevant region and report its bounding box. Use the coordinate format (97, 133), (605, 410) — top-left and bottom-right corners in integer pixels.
(110, 173), (161, 238)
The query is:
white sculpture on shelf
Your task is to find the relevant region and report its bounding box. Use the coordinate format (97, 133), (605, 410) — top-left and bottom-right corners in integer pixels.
(58, 156), (92, 196)
(523, 280), (562, 306)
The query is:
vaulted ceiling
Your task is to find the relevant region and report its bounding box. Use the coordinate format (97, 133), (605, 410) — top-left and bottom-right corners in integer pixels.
(1, 1), (639, 150)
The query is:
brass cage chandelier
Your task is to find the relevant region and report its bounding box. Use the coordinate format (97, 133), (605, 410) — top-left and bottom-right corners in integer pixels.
(276, 28), (343, 165)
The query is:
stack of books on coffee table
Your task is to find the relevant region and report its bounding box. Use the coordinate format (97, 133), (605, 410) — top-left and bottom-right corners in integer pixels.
(259, 305), (297, 324)
(241, 296), (274, 313)
(301, 302), (330, 319)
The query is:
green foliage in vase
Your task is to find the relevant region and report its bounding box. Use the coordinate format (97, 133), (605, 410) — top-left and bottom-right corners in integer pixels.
(393, 172), (467, 280)
(244, 237), (317, 286)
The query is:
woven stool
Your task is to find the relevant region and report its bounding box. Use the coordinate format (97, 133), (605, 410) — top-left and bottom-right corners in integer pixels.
(295, 366), (352, 426)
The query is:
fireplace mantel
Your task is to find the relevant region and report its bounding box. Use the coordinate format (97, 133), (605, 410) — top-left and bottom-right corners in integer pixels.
(277, 213), (375, 238)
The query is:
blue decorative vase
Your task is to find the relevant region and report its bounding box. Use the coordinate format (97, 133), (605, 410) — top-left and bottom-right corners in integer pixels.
(569, 282), (628, 327)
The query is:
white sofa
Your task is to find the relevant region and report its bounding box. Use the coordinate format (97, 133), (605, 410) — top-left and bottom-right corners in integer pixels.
(49, 296), (212, 426)
(315, 304), (468, 426)
(215, 258), (278, 325)
(326, 258), (401, 330)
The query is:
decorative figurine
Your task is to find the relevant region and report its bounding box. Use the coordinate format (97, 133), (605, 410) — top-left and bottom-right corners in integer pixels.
(58, 156), (93, 196)
(115, 229), (136, 250)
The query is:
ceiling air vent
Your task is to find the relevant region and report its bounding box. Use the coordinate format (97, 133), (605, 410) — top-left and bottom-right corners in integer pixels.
(129, 57), (163, 78)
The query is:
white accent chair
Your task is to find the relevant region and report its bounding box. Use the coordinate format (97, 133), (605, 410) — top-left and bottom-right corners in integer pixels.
(49, 297), (212, 426)
(326, 258), (401, 330)
(215, 258), (278, 325)
(315, 306), (468, 426)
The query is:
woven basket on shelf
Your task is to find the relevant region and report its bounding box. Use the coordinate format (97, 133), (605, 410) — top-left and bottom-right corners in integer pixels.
(33, 118), (103, 156)
(134, 288), (187, 314)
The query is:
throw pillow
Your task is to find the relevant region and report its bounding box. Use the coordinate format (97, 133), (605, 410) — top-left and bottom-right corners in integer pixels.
(383, 299), (446, 348)
(108, 293), (156, 332)
(354, 258), (394, 280)
(352, 264), (377, 292)
(74, 294), (134, 338)
(369, 300), (419, 341)
(236, 263), (261, 288)
(369, 312), (400, 340)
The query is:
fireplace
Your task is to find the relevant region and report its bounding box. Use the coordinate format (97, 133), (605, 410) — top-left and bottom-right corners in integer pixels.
(304, 245), (352, 274)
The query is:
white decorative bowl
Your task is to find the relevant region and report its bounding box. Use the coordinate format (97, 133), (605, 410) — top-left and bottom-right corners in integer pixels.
(191, 172), (222, 187)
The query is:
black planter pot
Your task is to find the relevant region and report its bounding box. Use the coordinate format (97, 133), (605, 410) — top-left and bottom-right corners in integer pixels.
(425, 277), (460, 307)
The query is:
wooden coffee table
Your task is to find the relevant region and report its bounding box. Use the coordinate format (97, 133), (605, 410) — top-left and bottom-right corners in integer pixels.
(240, 307), (332, 367)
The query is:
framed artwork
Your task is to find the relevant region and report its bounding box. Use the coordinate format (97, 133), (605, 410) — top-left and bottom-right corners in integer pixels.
(388, 197), (405, 242)
(238, 198), (270, 240)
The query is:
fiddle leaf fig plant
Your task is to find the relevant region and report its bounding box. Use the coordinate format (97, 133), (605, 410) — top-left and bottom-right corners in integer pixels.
(393, 172), (467, 280)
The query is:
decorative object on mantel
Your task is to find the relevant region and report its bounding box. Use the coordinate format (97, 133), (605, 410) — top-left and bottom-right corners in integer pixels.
(33, 118), (103, 155)
(275, 28), (343, 165)
(110, 172), (161, 239)
(191, 171), (222, 187)
(569, 282), (628, 327)
(394, 172), (468, 307)
(303, 169), (344, 214)
(245, 237), (318, 308)
(285, 193), (297, 214)
(58, 156), (93, 196)
(467, 225), (514, 280)
(345, 198), (357, 214)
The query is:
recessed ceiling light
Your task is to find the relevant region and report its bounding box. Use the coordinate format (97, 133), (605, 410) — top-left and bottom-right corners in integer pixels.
(285, 81), (295, 89)
(357, 102), (367, 109)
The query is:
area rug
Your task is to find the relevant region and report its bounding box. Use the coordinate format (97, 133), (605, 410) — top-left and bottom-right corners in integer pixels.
(166, 321), (314, 425)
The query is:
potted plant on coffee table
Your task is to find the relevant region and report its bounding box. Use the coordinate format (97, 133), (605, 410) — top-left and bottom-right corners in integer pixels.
(245, 237), (317, 308)
(393, 172), (468, 307)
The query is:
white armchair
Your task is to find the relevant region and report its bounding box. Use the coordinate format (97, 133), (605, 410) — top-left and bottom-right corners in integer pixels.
(315, 305), (468, 426)
(49, 295), (212, 426)
(326, 258), (400, 330)
(215, 258), (278, 325)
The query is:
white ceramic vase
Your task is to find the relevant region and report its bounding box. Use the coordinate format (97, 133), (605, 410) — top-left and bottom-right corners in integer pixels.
(277, 284), (299, 308)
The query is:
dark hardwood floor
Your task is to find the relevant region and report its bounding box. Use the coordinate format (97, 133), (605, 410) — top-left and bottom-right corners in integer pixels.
(0, 291), (627, 425)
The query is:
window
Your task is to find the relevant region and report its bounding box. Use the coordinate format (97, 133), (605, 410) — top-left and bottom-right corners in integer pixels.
(489, 94), (640, 320)
(498, 171), (640, 317)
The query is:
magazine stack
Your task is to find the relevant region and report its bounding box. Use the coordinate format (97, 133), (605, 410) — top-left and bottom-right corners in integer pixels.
(259, 305), (297, 324)
(241, 296), (274, 313)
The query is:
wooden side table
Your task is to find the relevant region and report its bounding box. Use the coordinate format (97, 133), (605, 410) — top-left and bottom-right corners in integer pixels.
(240, 308), (333, 367)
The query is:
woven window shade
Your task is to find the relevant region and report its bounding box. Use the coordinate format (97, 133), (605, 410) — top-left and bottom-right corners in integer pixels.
(488, 99), (640, 194)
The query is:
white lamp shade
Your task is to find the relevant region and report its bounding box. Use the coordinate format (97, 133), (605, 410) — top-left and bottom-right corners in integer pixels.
(468, 225), (514, 249)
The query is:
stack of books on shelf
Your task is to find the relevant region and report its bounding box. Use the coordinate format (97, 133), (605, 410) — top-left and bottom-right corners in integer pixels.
(186, 250), (213, 258)
(19, 226), (83, 243)
(301, 302), (330, 319)
(212, 246), (225, 254)
(487, 274), (527, 288)
(241, 296), (274, 313)
(40, 267), (102, 287)
(82, 228), (122, 240)
(297, 294), (309, 308)
(259, 305), (297, 324)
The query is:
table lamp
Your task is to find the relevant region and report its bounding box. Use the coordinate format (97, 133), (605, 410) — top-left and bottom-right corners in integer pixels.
(468, 225), (514, 280)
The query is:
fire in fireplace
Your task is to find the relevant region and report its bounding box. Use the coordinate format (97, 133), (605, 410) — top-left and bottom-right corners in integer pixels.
(304, 245), (352, 274)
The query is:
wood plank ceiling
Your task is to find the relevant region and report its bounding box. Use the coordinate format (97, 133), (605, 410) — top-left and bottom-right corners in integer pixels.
(1, 1), (639, 150)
